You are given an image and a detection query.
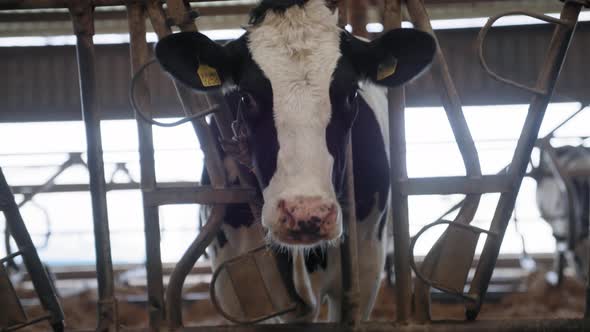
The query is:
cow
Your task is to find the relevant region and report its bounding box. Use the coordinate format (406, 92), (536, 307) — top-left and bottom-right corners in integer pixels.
(536, 144), (590, 280)
(155, 0), (435, 322)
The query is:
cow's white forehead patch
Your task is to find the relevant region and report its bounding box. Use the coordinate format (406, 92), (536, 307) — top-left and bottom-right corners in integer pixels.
(247, 0), (342, 228)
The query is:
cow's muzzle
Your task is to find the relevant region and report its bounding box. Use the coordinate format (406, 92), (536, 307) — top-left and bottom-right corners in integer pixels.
(273, 196), (340, 245)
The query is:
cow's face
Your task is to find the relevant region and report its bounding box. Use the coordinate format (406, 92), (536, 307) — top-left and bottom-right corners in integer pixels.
(155, 0), (435, 249)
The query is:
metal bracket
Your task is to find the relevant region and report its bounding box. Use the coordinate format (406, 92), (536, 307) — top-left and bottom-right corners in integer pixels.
(210, 245), (301, 325)
(410, 220), (499, 302)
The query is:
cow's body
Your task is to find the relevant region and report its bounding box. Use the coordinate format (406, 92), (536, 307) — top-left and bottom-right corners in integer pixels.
(155, 0), (434, 323)
(536, 145), (590, 278)
(203, 84), (390, 321)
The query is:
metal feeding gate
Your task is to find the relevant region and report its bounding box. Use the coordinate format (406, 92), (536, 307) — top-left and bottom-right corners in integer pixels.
(1, 0), (589, 331)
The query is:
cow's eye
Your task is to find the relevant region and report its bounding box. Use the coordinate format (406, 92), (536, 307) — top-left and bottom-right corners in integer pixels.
(240, 92), (259, 117)
(346, 90), (359, 109)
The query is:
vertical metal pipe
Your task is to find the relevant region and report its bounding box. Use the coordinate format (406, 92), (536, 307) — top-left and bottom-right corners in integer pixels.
(340, 136), (361, 325)
(405, 0), (482, 322)
(467, 2), (582, 320)
(69, 2), (117, 330)
(587, 233), (590, 318)
(143, 1), (232, 328)
(126, 3), (166, 329)
(337, 1), (361, 325)
(383, 0), (412, 323)
(338, 0), (349, 27)
(350, 0), (369, 38)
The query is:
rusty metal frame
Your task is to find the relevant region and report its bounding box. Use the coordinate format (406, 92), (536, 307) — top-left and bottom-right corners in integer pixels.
(465, 0), (586, 319)
(385, 0), (588, 324)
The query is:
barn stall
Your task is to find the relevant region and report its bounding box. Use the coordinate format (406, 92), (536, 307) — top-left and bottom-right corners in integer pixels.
(0, 0), (589, 331)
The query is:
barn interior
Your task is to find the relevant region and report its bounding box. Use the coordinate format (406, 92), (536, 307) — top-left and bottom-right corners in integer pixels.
(0, 0), (589, 331)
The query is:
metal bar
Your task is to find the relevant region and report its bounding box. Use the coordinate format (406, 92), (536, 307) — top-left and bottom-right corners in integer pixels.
(4, 153), (86, 266)
(338, 1), (361, 324)
(466, 1), (583, 320)
(544, 102), (588, 138)
(0, 168), (65, 331)
(406, 0), (482, 225)
(144, 186), (258, 206)
(10, 182), (258, 195)
(587, 227), (590, 318)
(126, 2), (165, 328)
(383, 0), (412, 323)
(166, 205), (225, 328)
(3, 314), (52, 332)
(350, 0), (369, 38)
(406, 0), (483, 321)
(143, 1), (234, 329)
(145, 0), (227, 188)
(428, 100), (589, 242)
(113, 319), (590, 332)
(11, 182), (141, 194)
(68, 2), (117, 330)
(400, 175), (512, 195)
(15, 153), (84, 208)
(0, 250), (23, 264)
(337, 0), (349, 27)
(340, 136), (361, 324)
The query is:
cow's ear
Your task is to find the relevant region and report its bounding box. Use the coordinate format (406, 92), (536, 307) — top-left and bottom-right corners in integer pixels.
(155, 32), (233, 90)
(343, 29), (436, 87)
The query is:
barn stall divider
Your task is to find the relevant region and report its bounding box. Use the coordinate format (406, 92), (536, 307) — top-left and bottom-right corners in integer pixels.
(0, 0), (589, 331)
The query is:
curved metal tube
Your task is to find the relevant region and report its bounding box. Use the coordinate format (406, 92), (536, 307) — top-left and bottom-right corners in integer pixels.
(209, 245), (298, 325)
(409, 220), (497, 301)
(166, 205), (225, 329)
(477, 11), (572, 96)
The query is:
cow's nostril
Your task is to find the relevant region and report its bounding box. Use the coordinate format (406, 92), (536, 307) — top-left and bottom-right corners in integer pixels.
(297, 219), (321, 235)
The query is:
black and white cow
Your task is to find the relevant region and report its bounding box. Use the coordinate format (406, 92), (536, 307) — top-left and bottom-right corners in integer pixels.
(156, 0), (435, 322)
(536, 145), (590, 279)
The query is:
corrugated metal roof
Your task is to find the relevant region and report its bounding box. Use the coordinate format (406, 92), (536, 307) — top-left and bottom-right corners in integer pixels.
(0, 22), (587, 122)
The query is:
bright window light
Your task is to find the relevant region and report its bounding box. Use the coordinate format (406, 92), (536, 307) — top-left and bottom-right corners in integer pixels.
(2, 103), (587, 264)
(366, 23), (383, 33)
(0, 29), (245, 47)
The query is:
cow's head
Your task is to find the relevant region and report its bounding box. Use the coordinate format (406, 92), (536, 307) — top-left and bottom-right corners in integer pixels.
(155, 0), (435, 249)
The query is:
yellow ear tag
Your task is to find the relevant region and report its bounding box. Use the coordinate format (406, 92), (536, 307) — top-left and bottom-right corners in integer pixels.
(197, 64), (222, 87)
(376, 57), (398, 81)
